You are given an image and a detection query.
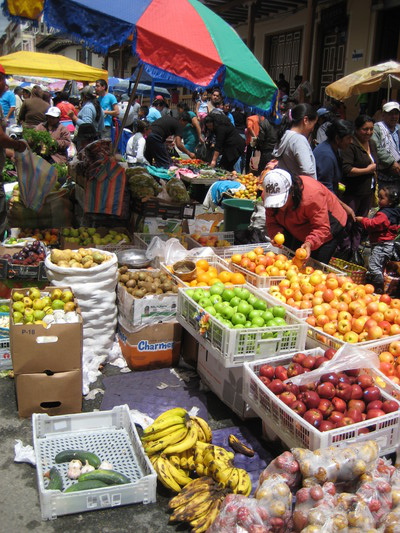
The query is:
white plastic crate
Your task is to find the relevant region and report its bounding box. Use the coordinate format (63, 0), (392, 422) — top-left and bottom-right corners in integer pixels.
(185, 232), (235, 255)
(256, 288), (313, 320)
(160, 254), (232, 287)
(177, 286), (307, 367)
(243, 351), (400, 454)
(220, 243), (342, 289)
(33, 405), (157, 520)
(306, 324), (400, 353)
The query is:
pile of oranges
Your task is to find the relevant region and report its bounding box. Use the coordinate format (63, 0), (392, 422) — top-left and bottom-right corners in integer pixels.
(232, 173), (263, 201)
(187, 259), (246, 287)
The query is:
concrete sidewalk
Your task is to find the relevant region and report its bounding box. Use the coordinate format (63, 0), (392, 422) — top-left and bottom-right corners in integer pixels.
(0, 364), (268, 532)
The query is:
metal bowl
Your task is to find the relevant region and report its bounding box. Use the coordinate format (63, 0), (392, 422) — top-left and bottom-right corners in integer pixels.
(116, 248), (151, 268)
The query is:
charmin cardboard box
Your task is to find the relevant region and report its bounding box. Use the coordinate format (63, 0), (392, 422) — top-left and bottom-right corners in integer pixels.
(117, 282), (177, 327)
(10, 286), (83, 375)
(15, 369), (82, 418)
(197, 346), (255, 420)
(118, 318), (181, 371)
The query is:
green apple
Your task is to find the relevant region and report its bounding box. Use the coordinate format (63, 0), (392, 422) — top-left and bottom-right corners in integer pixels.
(186, 289), (196, 300)
(214, 302), (228, 314)
(248, 310), (263, 320)
(231, 312), (246, 325)
(273, 317), (287, 326)
(52, 299), (65, 310)
(237, 301), (251, 316)
(253, 299), (267, 311)
(222, 289), (235, 302)
(210, 294), (222, 305)
(33, 309), (45, 321)
(12, 291), (24, 302)
(198, 297), (212, 308)
(233, 323), (244, 329)
(251, 315), (265, 327)
(266, 318), (279, 327)
(192, 289), (205, 302)
(12, 301), (25, 313)
(221, 306), (235, 319)
(272, 306), (286, 319)
(87, 227), (96, 235)
(229, 296), (241, 308)
(0, 304), (9, 312)
(204, 305), (217, 316)
(209, 283), (224, 296)
(245, 321), (252, 327)
(13, 311), (23, 323)
(261, 310), (274, 323)
(247, 294), (258, 307)
(233, 287), (251, 300)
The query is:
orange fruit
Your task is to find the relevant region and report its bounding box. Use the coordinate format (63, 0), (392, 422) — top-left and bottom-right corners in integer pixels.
(230, 272), (246, 284)
(208, 266), (218, 278)
(218, 270), (232, 283)
(189, 280), (198, 286)
(209, 278), (223, 286)
(196, 259), (209, 271)
(273, 233), (285, 245)
(197, 272), (211, 284)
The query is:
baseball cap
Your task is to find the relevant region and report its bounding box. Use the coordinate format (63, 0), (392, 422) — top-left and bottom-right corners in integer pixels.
(317, 107), (329, 117)
(263, 169), (292, 208)
(45, 106), (61, 118)
(383, 101), (400, 113)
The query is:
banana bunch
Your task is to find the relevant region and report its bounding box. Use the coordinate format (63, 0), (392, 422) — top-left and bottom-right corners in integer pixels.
(169, 476), (227, 533)
(195, 442), (252, 496)
(150, 454), (192, 493)
(190, 415), (212, 443)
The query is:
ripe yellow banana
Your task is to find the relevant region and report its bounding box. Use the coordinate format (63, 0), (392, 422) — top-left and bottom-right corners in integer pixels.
(195, 440), (210, 451)
(197, 495), (225, 532)
(186, 448), (196, 471)
(169, 454), (181, 468)
(191, 415), (212, 443)
(170, 488), (216, 522)
(154, 455), (181, 492)
(179, 450), (188, 470)
(226, 467), (240, 491)
(152, 407), (188, 424)
(228, 433), (255, 457)
(207, 458), (231, 478)
(165, 457), (192, 487)
(187, 497), (218, 527)
(141, 422), (186, 443)
(144, 426), (189, 455)
(168, 477), (215, 509)
(143, 414), (187, 435)
(235, 468), (252, 496)
(214, 466), (234, 486)
(163, 422), (198, 455)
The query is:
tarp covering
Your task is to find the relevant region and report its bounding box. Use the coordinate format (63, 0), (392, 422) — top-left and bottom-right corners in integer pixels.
(0, 51), (108, 82)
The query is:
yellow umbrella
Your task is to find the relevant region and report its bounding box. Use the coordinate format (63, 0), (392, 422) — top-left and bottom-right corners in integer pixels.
(0, 51), (108, 83)
(325, 60), (400, 101)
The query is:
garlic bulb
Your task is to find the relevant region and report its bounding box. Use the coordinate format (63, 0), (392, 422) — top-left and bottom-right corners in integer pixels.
(80, 460), (95, 474)
(67, 459), (82, 479)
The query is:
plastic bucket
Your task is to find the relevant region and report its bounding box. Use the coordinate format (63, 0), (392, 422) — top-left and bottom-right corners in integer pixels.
(222, 199), (255, 231)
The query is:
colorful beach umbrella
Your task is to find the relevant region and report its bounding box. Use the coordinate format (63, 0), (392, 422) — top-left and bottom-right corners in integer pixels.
(3, 0), (277, 113)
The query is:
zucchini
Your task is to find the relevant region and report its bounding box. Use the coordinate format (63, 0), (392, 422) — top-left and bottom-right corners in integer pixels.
(78, 469), (130, 485)
(64, 480), (108, 493)
(55, 449), (101, 468)
(46, 466), (63, 491)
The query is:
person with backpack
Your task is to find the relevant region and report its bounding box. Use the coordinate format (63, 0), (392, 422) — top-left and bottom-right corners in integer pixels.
(256, 117), (277, 175)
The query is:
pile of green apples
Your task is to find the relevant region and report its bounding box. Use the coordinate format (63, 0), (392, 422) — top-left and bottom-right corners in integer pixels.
(185, 284), (287, 330)
(62, 227), (130, 246)
(12, 287), (76, 326)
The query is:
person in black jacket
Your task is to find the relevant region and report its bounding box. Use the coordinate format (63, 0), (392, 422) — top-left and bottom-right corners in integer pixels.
(204, 113), (246, 171)
(256, 118), (277, 175)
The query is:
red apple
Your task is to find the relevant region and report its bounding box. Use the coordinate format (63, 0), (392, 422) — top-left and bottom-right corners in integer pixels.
(275, 366), (288, 381)
(303, 409), (323, 428)
(324, 348), (337, 360)
(291, 400), (307, 416)
(299, 381), (317, 392)
(363, 386), (381, 403)
(259, 376), (271, 386)
(347, 408), (363, 423)
(317, 382), (336, 399)
(292, 352), (307, 365)
(278, 391), (297, 407)
(346, 368), (359, 377)
(380, 294), (392, 305)
(284, 382), (300, 396)
(357, 374), (374, 389)
(337, 416), (355, 427)
(350, 384), (364, 400)
(318, 398), (334, 418)
(378, 320), (392, 335)
(303, 391), (321, 409)
(338, 373), (351, 384)
(329, 411), (345, 424)
(332, 396), (347, 412)
(314, 356), (328, 368)
(366, 408), (386, 419)
(259, 364), (275, 380)
(287, 362), (305, 378)
(366, 400), (383, 411)
(382, 400), (400, 413)
(320, 372), (339, 386)
(335, 382), (353, 402)
(348, 399), (366, 412)
(268, 379), (285, 395)
(358, 427), (370, 435)
(302, 355), (317, 370)
(319, 420), (336, 432)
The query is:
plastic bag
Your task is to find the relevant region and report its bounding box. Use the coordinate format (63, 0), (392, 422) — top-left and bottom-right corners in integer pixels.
(301, 497), (349, 532)
(337, 493), (376, 531)
(293, 482), (336, 531)
(194, 142), (207, 161)
(166, 177), (190, 203)
(292, 440), (379, 485)
(145, 237), (188, 265)
(254, 474), (293, 530)
(356, 478), (392, 526)
(284, 344), (379, 387)
(255, 451), (301, 494)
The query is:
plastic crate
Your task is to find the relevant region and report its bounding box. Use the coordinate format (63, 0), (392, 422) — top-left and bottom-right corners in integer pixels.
(132, 197), (196, 220)
(329, 257), (367, 284)
(185, 232), (235, 254)
(177, 286), (307, 367)
(306, 324), (400, 353)
(257, 288), (313, 320)
(243, 351), (400, 454)
(160, 254), (232, 287)
(220, 243), (342, 289)
(33, 405), (157, 520)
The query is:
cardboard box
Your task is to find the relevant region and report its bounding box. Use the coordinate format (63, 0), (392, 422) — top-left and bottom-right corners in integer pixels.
(10, 287), (83, 375)
(181, 328), (198, 368)
(118, 319), (181, 371)
(117, 282), (177, 327)
(196, 346), (255, 420)
(15, 369), (82, 418)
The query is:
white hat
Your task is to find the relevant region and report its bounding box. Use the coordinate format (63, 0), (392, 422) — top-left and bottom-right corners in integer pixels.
(45, 106), (61, 118)
(263, 169), (292, 208)
(383, 101), (400, 113)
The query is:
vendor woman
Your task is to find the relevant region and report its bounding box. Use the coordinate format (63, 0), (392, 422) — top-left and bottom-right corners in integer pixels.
(35, 106), (71, 164)
(263, 168), (347, 263)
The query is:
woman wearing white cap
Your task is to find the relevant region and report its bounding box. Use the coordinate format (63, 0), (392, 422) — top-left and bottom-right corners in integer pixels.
(34, 106), (71, 165)
(263, 169), (347, 263)
(372, 101), (400, 187)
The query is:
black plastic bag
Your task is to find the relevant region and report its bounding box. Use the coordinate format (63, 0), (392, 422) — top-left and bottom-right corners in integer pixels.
(234, 227), (269, 245)
(194, 142), (208, 161)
